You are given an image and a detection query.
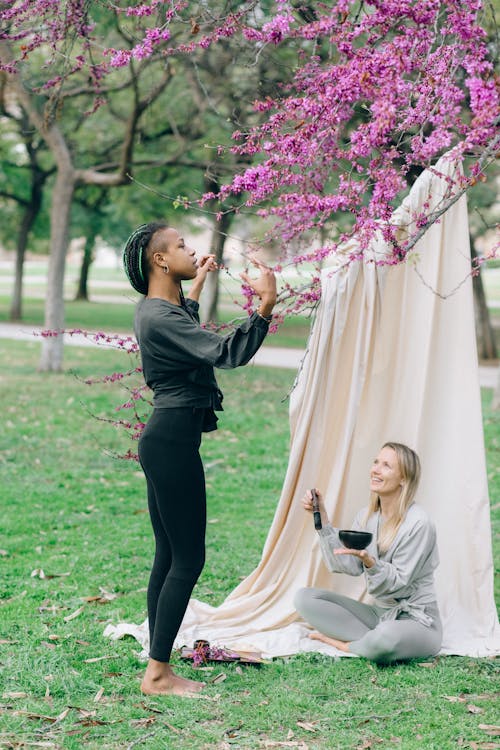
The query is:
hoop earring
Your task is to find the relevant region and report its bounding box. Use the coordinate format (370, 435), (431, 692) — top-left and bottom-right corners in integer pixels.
(163, 263), (170, 275)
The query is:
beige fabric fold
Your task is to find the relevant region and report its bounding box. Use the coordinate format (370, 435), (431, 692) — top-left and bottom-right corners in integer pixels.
(106, 155), (499, 658)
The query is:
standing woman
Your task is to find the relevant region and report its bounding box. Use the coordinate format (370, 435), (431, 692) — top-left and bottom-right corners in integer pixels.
(295, 443), (443, 663)
(123, 222), (276, 696)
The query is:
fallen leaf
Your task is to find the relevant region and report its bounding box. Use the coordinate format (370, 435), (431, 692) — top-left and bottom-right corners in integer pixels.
(131, 717), (156, 728)
(187, 692), (216, 702)
(443, 695), (467, 703)
(478, 726), (500, 736)
(93, 687), (104, 703)
(417, 661), (437, 668)
(39, 604), (65, 613)
(64, 606), (85, 622)
(137, 701), (163, 713)
(296, 721), (317, 732)
(164, 721), (181, 733)
(83, 655), (115, 663)
(210, 672), (228, 684)
(468, 704), (484, 714)
(31, 568), (70, 580)
(83, 588), (118, 604)
(224, 722), (243, 738)
(356, 739), (384, 750)
(53, 707), (71, 724)
(12, 709), (59, 723)
(74, 708), (97, 718)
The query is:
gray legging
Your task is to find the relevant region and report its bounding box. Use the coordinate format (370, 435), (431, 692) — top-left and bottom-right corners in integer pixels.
(294, 587), (442, 664)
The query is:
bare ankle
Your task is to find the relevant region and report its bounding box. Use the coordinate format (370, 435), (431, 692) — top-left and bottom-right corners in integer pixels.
(144, 657), (171, 675)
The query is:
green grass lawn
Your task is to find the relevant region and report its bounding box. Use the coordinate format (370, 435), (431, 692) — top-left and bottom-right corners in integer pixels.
(0, 339), (499, 750)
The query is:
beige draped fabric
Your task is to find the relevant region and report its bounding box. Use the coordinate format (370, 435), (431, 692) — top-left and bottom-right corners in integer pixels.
(106, 156), (499, 658)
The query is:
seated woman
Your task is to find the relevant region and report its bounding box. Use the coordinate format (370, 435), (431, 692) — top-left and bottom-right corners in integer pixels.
(294, 442), (442, 664)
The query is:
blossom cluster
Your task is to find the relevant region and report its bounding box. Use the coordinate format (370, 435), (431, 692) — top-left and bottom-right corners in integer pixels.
(214, 0), (498, 263)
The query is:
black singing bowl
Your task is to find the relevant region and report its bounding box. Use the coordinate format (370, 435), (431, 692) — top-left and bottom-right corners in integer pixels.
(338, 530), (373, 550)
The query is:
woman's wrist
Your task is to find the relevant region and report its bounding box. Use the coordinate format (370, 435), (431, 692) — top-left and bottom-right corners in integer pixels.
(257, 299), (275, 318)
(256, 305), (273, 322)
(187, 284), (202, 302)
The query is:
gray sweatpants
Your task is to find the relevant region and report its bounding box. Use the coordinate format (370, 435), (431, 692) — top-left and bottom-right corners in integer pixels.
(294, 587), (442, 664)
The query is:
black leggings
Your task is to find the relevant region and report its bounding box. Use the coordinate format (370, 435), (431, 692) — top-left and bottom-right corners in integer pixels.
(138, 407), (206, 662)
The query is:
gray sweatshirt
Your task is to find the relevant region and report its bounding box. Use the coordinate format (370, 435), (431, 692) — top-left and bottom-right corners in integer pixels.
(318, 503), (440, 626)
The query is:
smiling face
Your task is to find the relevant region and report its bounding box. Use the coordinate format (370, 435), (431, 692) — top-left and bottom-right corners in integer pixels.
(151, 227), (198, 281)
(370, 446), (403, 498)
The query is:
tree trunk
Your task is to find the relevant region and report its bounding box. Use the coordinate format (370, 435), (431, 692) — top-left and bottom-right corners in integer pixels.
(75, 233), (95, 301)
(10, 169), (44, 321)
(471, 236), (497, 360)
(492, 366), (500, 411)
(200, 210), (232, 323)
(10, 213), (29, 322)
(38, 168), (75, 371)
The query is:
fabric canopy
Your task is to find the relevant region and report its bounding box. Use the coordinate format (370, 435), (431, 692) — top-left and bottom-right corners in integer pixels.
(106, 155), (499, 658)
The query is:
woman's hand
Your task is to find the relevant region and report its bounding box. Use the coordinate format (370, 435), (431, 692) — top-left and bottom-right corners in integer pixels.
(301, 488), (329, 529)
(334, 548), (375, 568)
(196, 254), (219, 283)
(188, 254), (219, 301)
(240, 256), (277, 317)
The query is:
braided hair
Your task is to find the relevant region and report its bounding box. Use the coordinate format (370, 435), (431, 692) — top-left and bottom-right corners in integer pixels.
(123, 222), (169, 295)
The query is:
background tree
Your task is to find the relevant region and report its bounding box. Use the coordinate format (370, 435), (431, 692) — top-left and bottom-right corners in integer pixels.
(468, 160), (500, 360)
(0, 18), (175, 369)
(0, 85), (54, 320)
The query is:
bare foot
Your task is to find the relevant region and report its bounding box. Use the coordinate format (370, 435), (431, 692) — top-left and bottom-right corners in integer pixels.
(140, 659), (205, 697)
(309, 631), (351, 653)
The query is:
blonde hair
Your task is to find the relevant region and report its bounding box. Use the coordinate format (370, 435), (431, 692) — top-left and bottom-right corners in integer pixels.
(366, 442), (421, 552)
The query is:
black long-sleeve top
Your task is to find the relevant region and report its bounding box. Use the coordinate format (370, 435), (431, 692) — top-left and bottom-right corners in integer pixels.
(134, 297), (270, 428)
